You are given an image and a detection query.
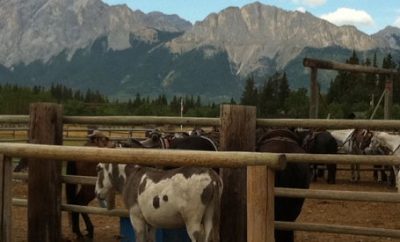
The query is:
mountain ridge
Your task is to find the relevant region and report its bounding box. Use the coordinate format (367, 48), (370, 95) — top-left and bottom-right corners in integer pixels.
(0, 0), (399, 101)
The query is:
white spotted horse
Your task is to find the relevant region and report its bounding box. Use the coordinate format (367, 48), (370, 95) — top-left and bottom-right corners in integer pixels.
(66, 130), (153, 240)
(95, 164), (223, 242)
(256, 128), (310, 242)
(365, 131), (400, 187)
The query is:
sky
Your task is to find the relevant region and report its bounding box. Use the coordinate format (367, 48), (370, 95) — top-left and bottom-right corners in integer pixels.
(102, 0), (400, 35)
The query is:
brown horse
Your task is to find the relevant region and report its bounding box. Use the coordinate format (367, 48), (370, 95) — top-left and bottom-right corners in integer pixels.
(66, 130), (116, 239)
(257, 128), (310, 242)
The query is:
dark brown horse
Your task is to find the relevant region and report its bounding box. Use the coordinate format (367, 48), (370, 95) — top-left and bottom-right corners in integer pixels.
(298, 129), (338, 184)
(66, 131), (116, 239)
(257, 128), (310, 242)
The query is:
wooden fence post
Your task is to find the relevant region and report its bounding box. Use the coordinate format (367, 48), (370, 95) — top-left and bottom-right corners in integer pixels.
(384, 76), (393, 120)
(0, 154), (12, 242)
(309, 67), (319, 118)
(247, 166), (275, 242)
(219, 104), (256, 242)
(28, 103), (63, 242)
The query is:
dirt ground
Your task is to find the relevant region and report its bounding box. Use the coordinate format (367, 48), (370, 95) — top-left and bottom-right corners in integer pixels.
(11, 166), (400, 242)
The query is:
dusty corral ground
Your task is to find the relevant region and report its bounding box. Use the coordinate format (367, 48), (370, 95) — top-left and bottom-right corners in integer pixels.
(10, 166), (400, 242)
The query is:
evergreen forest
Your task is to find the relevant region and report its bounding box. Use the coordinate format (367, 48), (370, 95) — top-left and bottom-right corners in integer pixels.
(1, 52), (399, 119)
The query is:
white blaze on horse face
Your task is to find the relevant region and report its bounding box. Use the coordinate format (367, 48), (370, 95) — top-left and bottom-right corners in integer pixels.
(95, 163), (113, 200)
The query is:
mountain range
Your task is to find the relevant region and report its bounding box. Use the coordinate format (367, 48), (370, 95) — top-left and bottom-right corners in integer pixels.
(1, 0), (400, 101)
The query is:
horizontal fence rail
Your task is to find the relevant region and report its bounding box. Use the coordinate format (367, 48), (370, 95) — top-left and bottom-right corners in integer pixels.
(257, 119), (400, 130)
(63, 116), (221, 126)
(5, 115), (400, 130)
(303, 58), (399, 75)
(0, 115), (29, 124)
(0, 143), (286, 169)
(285, 153), (400, 165)
(275, 221), (400, 238)
(275, 188), (400, 203)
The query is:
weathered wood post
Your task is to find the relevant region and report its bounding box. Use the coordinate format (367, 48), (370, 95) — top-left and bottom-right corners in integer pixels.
(28, 103), (63, 242)
(309, 67), (319, 118)
(384, 75), (393, 120)
(219, 104), (256, 242)
(247, 163), (275, 242)
(0, 154), (12, 242)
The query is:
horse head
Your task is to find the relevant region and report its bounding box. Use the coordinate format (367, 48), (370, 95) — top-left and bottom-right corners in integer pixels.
(95, 163), (127, 202)
(364, 133), (390, 155)
(351, 129), (374, 154)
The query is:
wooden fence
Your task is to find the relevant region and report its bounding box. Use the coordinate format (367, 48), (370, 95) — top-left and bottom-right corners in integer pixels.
(3, 103), (400, 242)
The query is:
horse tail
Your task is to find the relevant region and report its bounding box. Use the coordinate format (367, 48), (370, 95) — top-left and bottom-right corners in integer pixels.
(66, 160), (77, 205)
(205, 171), (223, 242)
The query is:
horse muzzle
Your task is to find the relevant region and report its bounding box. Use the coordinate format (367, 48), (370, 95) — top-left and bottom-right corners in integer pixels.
(96, 196), (108, 208)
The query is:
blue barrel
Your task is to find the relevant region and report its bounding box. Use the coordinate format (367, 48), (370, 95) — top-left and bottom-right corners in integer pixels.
(119, 217), (191, 242)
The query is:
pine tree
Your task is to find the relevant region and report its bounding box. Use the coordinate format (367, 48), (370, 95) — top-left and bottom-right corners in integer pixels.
(240, 76), (258, 106)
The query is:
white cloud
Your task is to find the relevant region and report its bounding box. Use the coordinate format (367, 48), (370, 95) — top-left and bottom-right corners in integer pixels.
(292, 0), (326, 7)
(394, 17), (400, 28)
(320, 8), (375, 27)
(296, 7), (306, 13)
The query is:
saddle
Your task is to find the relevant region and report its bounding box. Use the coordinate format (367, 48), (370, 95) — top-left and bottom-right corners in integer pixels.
(257, 129), (301, 147)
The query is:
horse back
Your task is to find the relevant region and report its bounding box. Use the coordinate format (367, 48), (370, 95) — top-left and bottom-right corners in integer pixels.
(123, 167), (222, 228)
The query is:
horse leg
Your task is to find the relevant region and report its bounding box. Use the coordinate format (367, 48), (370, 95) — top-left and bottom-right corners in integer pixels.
(310, 164), (317, 181)
(317, 164), (324, 178)
(185, 216), (205, 242)
(390, 166), (398, 187)
(275, 230), (294, 242)
(81, 213), (94, 239)
(396, 169), (400, 192)
(356, 164), (360, 181)
(129, 206), (147, 242)
(75, 185), (95, 238)
(373, 165), (379, 182)
(71, 211), (83, 238)
(350, 164), (356, 182)
(326, 164), (336, 184)
(147, 225), (156, 242)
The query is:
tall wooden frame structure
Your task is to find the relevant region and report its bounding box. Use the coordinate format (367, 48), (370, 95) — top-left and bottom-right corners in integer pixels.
(303, 58), (398, 119)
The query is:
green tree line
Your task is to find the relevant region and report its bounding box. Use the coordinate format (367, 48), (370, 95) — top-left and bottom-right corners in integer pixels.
(240, 51), (399, 119)
(0, 83), (220, 117)
(1, 51), (398, 119)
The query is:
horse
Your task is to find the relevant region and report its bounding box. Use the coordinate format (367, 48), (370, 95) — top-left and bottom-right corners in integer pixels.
(328, 129), (365, 182)
(256, 128), (310, 242)
(66, 130), (116, 239)
(365, 131), (400, 187)
(95, 164), (223, 242)
(350, 129), (376, 182)
(298, 129), (338, 184)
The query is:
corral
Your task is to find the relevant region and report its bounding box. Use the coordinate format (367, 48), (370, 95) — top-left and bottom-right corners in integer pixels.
(2, 103), (400, 242)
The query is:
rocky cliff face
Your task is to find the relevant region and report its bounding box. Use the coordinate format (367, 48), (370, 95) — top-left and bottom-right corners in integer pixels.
(372, 26), (400, 50)
(168, 2), (379, 76)
(0, 0), (191, 66)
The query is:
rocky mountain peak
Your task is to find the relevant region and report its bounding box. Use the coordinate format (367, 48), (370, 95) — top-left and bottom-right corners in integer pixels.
(0, 0), (191, 66)
(168, 2), (378, 76)
(372, 26), (400, 50)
